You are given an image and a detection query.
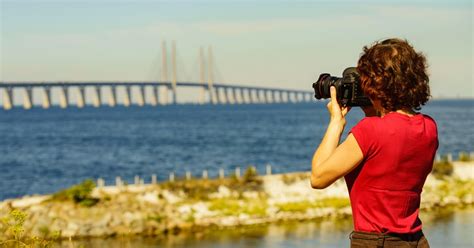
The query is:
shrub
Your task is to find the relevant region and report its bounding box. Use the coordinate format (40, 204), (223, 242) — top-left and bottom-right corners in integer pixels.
(242, 166), (258, 183)
(0, 210), (55, 247)
(458, 152), (471, 162)
(432, 157), (454, 179)
(52, 179), (99, 207)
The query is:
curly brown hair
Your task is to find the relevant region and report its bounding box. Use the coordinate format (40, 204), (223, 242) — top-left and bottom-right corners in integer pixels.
(357, 38), (430, 111)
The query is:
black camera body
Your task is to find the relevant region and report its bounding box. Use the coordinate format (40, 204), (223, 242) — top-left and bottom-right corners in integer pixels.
(312, 67), (372, 107)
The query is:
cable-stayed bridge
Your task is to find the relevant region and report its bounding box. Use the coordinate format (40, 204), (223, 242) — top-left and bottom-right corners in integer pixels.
(0, 41), (313, 110)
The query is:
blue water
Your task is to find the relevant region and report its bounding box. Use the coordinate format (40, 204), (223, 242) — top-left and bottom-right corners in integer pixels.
(0, 100), (472, 200)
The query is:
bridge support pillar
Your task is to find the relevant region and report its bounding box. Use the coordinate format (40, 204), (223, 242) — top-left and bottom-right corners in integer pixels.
(149, 86), (158, 106)
(278, 91), (284, 103)
(41, 87), (51, 109)
(108, 86), (117, 107)
(92, 86), (102, 108)
(227, 88), (235, 104)
(215, 87), (221, 104)
(123, 86), (131, 107)
(271, 90), (277, 103)
(76, 87), (85, 108)
(262, 90), (269, 103)
(59, 86), (69, 108)
(155, 86), (161, 106)
(247, 89), (254, 104)
(232, 88), (240, 104)
(2, 88), (13, 110)
(172, 88), (177, 105)
(137, 86), (145, 106)
(23, 87), (33, 110)
(221, 87), (229, 104)
(255, 89), (262, 104)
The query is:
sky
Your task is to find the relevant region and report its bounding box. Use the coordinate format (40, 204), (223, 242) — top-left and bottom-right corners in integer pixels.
(0, 0), (473, 101)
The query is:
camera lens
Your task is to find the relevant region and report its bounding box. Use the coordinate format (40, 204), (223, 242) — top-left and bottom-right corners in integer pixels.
(313, 73), (341, 99)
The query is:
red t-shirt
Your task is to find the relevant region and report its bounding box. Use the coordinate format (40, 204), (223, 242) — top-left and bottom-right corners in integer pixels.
(346, 112), (438, 234)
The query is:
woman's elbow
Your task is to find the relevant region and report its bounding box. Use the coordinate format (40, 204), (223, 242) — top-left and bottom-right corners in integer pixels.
(310, 174), (329, 189)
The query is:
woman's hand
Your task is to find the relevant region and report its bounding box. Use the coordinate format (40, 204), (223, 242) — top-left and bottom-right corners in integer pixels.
(327, 86), (351, 126)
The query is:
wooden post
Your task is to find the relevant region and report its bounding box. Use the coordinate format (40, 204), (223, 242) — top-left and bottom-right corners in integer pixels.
(202, 170), (208, 179)
(134, 175), (140, 185)
(266, 164), (272, 175)
(219, 168), (225, 179)
(97, 178), (105, 188)
(235, 167), (240, 179)
(186, 171), (191, 180)
(447, 153), (453, 162)
(151, 174), (157, 184)
(115, 176), (123, 187)
(169, 172), (175, 182)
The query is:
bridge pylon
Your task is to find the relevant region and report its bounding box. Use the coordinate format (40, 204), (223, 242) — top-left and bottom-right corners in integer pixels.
(2, 88), (13, 110)
(23, 87), (33, 110)
(59, 86), (69, 108)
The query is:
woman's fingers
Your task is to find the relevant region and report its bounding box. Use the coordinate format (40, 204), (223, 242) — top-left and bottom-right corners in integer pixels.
(330, 86), (337, 102)
(342, 106), (351, 116)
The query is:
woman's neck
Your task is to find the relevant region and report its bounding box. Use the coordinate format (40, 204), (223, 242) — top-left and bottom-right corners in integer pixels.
(380, 108), (416, 117)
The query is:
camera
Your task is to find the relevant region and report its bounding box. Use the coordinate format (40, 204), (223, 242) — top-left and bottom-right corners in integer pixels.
(312, 67), (372, 107)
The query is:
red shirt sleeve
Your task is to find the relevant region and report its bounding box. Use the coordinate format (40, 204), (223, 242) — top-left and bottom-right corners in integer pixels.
(349, 118), (376, 158)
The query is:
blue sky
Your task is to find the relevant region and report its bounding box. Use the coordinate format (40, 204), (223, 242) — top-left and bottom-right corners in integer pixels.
(1, 0), (472, 99)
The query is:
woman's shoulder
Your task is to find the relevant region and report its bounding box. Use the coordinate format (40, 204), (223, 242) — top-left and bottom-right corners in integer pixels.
(420, 113), (437, 123)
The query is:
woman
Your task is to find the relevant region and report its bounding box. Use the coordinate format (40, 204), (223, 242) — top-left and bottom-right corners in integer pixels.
(310, 38), (438, 248)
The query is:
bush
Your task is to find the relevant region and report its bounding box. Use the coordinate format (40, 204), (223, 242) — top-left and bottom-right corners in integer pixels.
(432, 157), (453, 179)
(0, 210), (56, 247)
(52, 179), (99, 207)
(458, 152), (471, 162)
(242, 166), (258, 183)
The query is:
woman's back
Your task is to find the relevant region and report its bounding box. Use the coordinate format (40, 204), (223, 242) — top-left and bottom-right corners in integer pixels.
(346, 112), (438, 233)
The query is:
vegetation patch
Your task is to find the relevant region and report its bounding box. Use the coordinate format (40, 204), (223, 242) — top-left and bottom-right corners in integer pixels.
(209, 198), (267, 217)
(432, 157), (454, 179)
(277, 197), (350, 213)
(51, 179), (99, 207)
(458, 152), (472, 162)
(1, 210), (58, 247)
(282, 173), (309, 185)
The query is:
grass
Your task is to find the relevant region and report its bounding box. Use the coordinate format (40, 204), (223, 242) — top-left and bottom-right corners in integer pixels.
(432, 157), (454, 179)
(51, 179), (100, 207)
(0, 210), (58, 248)
(458, 152), (472, 162)
(209, 198), (268, 217)
(276, 197), (350, 213)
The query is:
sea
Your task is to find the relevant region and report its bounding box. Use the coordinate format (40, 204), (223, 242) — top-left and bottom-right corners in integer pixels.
(0, 99), (472, 200)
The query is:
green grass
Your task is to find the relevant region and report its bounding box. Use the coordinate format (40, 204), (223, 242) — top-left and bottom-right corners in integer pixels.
(208, 198), (267, 216)
(432, 158), (453, 179)
(51, 179), (99, 207)
(276, 197), (350, 213)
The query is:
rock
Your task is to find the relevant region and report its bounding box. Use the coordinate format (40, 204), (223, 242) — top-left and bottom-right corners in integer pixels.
(209, 185), (232, 198)
(161, 190), (182, 204)
(138, 192), (160, 205)
(11, 195), (49, 208)
(62, 222), (79, 237)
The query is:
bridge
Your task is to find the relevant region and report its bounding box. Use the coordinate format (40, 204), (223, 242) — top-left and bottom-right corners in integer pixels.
(0, 41), (313, 110)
